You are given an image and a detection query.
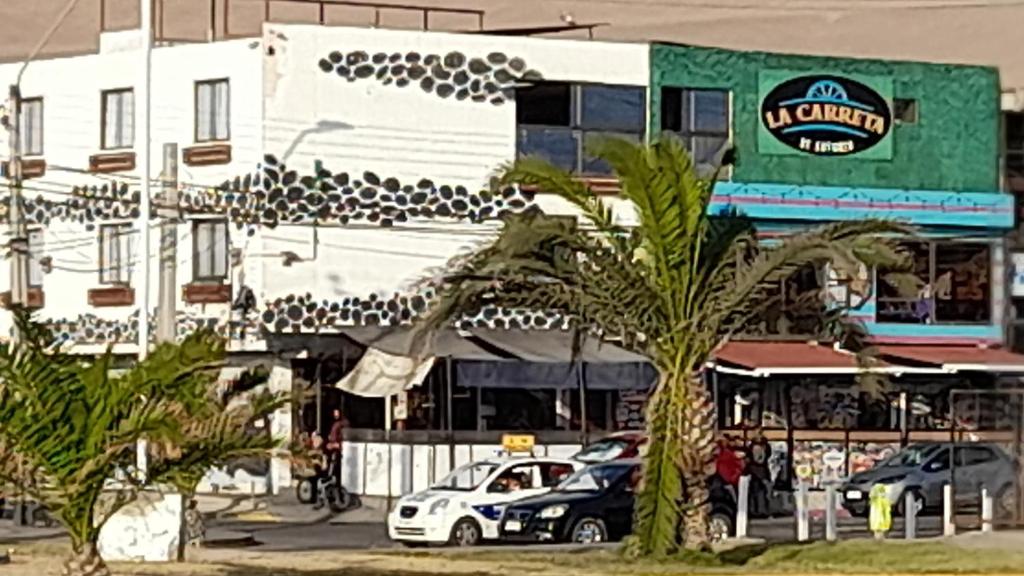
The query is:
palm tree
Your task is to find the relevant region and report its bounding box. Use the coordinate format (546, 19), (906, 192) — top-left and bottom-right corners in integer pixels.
(422, 137), (908, 556)
(0, 312), (286, 576)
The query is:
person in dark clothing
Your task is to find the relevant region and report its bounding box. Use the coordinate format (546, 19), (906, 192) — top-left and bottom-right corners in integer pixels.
(314, 409), (346, 510)
(325, 408), (345, 482)
(745, 432), (773, 517)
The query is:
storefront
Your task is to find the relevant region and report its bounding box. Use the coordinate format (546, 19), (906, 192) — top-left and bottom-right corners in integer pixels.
(711, 341), (1024, 488)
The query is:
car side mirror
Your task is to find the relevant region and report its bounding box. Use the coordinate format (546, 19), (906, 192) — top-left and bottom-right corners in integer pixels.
(488, 483), (508, 494)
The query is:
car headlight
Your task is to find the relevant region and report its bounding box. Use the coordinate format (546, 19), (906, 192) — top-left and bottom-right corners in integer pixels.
(875, 476), (906, 485)
(538, 504), (568, 519)
(428, 498), (450, 515)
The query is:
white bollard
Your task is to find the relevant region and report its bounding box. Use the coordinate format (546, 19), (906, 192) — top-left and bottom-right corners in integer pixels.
(825, 484), (838, 542)
(737, 475), (750, 539)
(797, 481), (809, 542)
(982, 487), (994, 533)
(905, 491), (917, 540)
(943, 484), (955, 536)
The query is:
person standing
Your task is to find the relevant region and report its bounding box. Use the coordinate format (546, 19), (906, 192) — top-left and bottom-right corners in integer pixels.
(746, 432), (772, 517)
(314, 408), (346, 510)
(325, 408), (346, 482)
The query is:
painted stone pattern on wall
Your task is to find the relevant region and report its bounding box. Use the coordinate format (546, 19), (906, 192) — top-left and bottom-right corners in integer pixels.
(4, 181), (140, 230)
(650, 43), (1000, 192)
(3, 154), (536, 231)
(318, 50), (541, 106)
(46, 310), (245, 345)
(260, 291), (571, 333)
(44, 288), (572, 346)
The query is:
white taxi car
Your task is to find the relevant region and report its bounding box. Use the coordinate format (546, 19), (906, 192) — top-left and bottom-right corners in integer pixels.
(387, 456), (583, 547)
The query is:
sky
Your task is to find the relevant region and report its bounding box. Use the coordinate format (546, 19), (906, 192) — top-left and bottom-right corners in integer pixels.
(0, 0), (1021, 89)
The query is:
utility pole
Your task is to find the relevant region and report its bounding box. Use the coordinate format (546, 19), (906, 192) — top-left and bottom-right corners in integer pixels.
(7, 84), (28, 337)
(156, 143), (178, 343)
(136, 0), (154, 479)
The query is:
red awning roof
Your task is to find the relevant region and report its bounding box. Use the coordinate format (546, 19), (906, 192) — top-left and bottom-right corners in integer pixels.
(876, 345), (1024, 373)
(711, 341), (889, 376)
(711, 341), (1024, 376)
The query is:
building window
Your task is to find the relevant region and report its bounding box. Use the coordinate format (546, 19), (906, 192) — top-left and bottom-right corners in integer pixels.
(661, 87), (730, 174)
(19, 98), (43, 156)
(195, 79), (229, 143)
(893, 98), (918, 125)
(877, 241), (990, 324)
(101, 89), (135, 150)
(516, 82), (645, 176)
(28, 228), (44, 287)
(1007, 112), (1024, 190)
(192, 219), (229, 282)
(99, 223), (135, 285)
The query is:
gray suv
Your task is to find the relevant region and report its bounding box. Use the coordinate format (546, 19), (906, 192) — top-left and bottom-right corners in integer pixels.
(840, 443), (1018, 517)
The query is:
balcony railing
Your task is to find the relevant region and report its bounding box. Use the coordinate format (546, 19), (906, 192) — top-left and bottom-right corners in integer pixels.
(101, 0), (485, 43)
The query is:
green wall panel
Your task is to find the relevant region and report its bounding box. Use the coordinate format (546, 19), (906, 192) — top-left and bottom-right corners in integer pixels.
(650, 44), (1000, 192)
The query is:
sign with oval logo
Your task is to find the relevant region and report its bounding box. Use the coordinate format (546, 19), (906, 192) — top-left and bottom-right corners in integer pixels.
(758, 73), (893, 158)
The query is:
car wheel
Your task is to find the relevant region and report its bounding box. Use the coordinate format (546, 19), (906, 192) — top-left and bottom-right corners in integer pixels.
(296, 477), (317, 504)
(570, 518), (608, 544)
(996, 484), (1017, 518)
(449, 518), (482, 547)
(709, 511), (734, 543)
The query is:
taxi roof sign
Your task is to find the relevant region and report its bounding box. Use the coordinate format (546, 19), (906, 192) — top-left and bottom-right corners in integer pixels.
(501, 434), (535, 454)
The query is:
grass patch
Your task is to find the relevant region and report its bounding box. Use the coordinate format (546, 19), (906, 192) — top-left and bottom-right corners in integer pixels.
(395, 540), (1024, 574)
(748, 540), (1024, 573)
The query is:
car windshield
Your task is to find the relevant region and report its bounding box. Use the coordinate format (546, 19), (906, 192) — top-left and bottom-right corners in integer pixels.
(557, 463), (634, 492)
(432, 462), (499, 491)
(573, 439), (631, 464)
(884, 445), (939, 468)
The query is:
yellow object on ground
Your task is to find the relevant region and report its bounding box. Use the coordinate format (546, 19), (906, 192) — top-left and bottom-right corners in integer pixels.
(869, 483), (892, 535)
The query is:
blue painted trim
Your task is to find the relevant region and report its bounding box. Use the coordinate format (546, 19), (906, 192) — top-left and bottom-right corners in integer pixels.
(777, 96), (876, 112)
(863, 321), (1001, 343)
(710, 182), (1014, 229)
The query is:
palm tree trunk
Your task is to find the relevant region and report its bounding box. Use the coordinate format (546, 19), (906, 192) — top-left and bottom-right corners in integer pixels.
(678, 373), (717, 551)
(628, 370), (685, 557)
(62, 542), (109, 576)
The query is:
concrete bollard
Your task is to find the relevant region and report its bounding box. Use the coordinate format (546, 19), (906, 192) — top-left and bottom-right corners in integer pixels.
(825, 484), (838, 542)
(982, 487), (994, 533)
(737, 475), (750, 539)
(905, 491), (917, 540)
(943, 484), (955, 536)
(797, 481), (809, 542)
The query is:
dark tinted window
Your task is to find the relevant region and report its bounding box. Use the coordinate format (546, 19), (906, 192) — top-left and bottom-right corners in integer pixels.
(516, 83), (571, 126)
(580, 85), (645, 132)
(924, 449), (951, 472)
(958, 446), (997, 466)
(516, 83), (645, 175)
(661, 87), (731, 172)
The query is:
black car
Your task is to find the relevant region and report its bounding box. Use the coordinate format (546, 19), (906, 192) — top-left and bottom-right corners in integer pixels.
(498, 460), (737, 544)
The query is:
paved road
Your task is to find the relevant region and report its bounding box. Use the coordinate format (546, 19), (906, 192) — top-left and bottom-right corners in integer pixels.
(208, 515), (947, 552)
(213, 520), (393, 551)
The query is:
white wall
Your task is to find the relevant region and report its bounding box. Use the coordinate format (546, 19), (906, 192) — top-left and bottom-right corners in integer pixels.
(258, 25), (648, 309)
(0, 25), (651, 346)
(0, 32), (264, 348)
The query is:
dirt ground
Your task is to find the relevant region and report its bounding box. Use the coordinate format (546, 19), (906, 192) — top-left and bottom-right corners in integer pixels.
(10, 539), (1024, 576)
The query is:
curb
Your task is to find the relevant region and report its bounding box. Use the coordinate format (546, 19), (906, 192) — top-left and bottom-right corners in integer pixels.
(202, 530), (258, 548)
(232, 510), (281, 523)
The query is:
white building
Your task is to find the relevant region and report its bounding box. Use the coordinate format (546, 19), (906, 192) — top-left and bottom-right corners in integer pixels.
(0, 25), (651, 496)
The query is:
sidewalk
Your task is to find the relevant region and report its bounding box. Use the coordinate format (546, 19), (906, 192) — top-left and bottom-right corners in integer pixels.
(195, 491), (389, 525)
